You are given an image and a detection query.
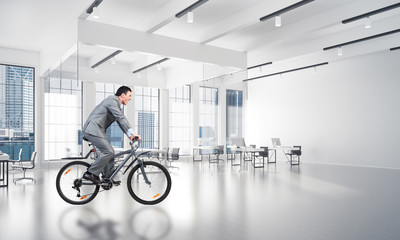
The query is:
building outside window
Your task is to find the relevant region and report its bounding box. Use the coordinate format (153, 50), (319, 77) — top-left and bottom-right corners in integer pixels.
(134, 86), (159, 150)
(0, 64), (34, 160)
(199, 86), (218, 148)
(44, 77), (82, 160)
(169, 85), (192, 155)
(95, 83), (124, 148)
(226, 89), (243, 152)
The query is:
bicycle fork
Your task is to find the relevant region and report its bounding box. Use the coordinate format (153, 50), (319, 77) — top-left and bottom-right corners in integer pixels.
(138, 159), (151, 185)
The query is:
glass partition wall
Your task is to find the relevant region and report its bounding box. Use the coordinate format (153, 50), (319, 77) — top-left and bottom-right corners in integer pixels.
(44, 52), (82, 160)
(200, 63), (247, 152)
(44, 42), (161, 160)
(226, 89), (243, 151)
(43, 41), (246, 160)
(169, 85), (192, 155)
(198, 85), (218, 147)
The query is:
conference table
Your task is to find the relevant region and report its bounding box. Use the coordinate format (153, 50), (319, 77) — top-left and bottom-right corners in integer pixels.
(136, 148), (169, 160)
(0, 153), (9, 187)
(271, 145), (297, 161)
(192, 146), (219, 162)
(227, 146), (277, 168)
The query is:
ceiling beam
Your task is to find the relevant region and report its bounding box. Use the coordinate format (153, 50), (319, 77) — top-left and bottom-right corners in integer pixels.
(199, 0), (296, 44)
(78, 20), (247, 69)
(135, 0), (193, 33)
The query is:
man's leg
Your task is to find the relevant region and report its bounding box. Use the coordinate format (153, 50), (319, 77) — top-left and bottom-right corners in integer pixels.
(102, 157), (115, 178)
(86, 135), (114, 177)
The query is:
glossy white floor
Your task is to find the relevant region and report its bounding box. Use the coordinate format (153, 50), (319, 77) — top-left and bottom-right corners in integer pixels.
(1, 157), (399, 240)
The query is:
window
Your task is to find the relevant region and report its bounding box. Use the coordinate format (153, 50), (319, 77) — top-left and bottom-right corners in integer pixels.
(226, 90), (243, 152)
(44, 77), (82, 160)
(199, 86), (218, 147)
(135, 87), (159, 149)
(0, 64), (34, 160)
(95, 83), (124, 148)
(169, 85), (192, 155)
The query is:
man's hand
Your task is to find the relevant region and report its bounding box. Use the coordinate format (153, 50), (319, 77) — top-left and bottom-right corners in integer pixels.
(129, 134), (141, 141)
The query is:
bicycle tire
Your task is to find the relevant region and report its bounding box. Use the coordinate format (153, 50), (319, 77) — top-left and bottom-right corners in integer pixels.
(56, 161), (100, 205)
(127, 161), (171, 205)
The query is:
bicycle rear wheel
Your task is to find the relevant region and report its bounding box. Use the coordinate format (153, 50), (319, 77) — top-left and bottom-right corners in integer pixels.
(127, 161), (171, 205)
(56, 161), (100, 205)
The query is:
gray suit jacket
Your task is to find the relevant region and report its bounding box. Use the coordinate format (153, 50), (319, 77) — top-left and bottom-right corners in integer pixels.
(83, 95), (132, 139)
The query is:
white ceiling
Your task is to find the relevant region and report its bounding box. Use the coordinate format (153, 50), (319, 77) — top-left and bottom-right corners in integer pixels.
(1, 0), (399, 83)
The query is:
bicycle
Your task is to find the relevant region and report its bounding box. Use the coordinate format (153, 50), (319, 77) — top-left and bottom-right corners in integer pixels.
(56, 138), (172, 205)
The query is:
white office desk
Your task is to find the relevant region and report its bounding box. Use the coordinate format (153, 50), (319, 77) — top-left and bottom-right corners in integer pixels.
(270, 146), (296, 161)
(227, 146), (262, 166)
(0, 153), (9, 187)
(227, 146), (277, 167)
(192, 146), (219, 162)
(0, 153), (9, 161)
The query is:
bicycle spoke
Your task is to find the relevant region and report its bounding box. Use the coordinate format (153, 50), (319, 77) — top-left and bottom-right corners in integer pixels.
(127, 161), (171, 205)
(56, 161), (100, 205)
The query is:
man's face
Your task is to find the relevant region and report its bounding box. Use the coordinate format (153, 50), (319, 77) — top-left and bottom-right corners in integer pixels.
(121, 91), (132, 105)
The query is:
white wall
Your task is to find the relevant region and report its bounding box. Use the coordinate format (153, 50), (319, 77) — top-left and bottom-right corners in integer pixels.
(247, 50), (400, 168)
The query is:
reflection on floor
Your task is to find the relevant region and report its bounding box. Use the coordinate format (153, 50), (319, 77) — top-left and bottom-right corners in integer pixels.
(1, 158), (400, 240)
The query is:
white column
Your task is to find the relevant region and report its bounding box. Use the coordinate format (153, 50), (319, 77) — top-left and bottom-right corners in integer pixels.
(218, 86), (226, 147)
(159, 89), (169, 149)
(36, 76), (45, 167)
(192, 83), (200, 147)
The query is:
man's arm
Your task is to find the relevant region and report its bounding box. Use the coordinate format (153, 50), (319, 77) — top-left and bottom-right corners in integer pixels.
(105, 97), (133, 136)
(127, 128), (141, 141)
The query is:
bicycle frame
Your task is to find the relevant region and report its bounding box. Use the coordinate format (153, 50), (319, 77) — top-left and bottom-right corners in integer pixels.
(107, 145), (151, 184)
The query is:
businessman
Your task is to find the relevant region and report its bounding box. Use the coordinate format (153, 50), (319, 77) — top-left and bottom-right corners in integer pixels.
(82, 85), (140, 184)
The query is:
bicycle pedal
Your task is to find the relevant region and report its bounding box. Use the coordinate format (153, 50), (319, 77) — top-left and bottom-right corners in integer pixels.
(112, 180), (121, 186)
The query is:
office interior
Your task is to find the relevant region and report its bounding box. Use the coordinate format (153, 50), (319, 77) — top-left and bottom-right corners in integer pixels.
(1, 0), (400, 239)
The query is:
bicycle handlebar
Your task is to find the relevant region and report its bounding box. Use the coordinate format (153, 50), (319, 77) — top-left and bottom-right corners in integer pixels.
(129, 136), (141, 149)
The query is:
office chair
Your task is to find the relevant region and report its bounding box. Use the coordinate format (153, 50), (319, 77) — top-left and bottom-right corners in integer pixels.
(154, 147), (170, 164)
(244, 144), (256, 161)
(285, 146), (302, 165)
(8, 148), (23, 172)
(167, 148), (180, 170)
(253, 146), (269, 168)
(209, 145), (224, 163)
(13, 151), (37, 184)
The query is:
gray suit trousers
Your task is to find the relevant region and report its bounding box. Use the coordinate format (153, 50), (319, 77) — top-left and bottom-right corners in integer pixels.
(84, 134), (115, 178)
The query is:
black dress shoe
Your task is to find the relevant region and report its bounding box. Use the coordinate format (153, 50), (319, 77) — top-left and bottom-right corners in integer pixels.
(83, 171), (101, 185)
(101, 176), (121, 186)
(112, 180), (121, 186)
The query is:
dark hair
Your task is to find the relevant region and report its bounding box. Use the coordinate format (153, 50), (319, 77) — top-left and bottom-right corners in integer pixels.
(115, 86), (132, 96)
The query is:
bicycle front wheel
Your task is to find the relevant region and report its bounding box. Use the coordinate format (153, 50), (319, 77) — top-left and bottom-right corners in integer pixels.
(56, 161), (100, 205)
(127, 161), (171, 205)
